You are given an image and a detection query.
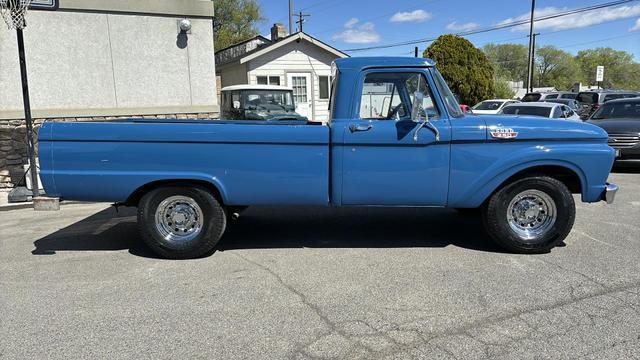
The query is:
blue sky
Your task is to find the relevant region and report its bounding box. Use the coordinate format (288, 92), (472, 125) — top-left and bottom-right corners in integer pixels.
(255, 0), (640, 59)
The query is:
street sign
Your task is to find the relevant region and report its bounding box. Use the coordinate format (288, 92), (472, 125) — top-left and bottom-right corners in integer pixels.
(596, 66), (604, 82)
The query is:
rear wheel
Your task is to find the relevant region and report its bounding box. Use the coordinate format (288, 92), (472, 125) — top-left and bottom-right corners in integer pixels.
(482, 176), (575, 253)
(138, 186), (226, 259)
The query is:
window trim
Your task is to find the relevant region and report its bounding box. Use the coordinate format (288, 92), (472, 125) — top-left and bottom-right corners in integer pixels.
(356, 71), (440, 121)
(256, 75), (281, 86)
(319, 75), (331, 100)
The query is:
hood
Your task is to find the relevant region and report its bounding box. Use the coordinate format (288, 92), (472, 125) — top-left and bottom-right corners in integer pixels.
(587, 119), (640, 135)
(481, 115), (608, 141)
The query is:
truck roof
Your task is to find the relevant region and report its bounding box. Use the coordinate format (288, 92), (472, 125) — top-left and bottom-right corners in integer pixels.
(334, 57), (436, 71)
(221, 85), (294, 92)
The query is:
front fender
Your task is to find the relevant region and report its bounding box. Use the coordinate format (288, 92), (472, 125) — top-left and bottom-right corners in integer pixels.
(448, 141), (614, 207)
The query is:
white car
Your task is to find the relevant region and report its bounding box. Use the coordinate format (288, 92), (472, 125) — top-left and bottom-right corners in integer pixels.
(472, 99), (520, 115)
(498, 102), (581, 120)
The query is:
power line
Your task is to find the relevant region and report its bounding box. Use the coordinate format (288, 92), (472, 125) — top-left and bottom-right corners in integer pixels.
(342, 0), (639, 52)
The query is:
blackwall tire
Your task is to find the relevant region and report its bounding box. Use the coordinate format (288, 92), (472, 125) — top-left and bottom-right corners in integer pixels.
(137, 186), (226, 259)
(482, 176), (575, 254)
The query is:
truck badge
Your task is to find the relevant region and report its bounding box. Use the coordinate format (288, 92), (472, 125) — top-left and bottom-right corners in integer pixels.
(490, 127), (518, 139)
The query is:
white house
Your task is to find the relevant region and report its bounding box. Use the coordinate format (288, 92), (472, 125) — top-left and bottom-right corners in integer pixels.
(215, 24), (348, 121)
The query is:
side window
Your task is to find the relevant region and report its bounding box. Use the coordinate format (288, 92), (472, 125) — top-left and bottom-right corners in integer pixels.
(359, 72), (438, 120)
(231, 91), (241, 109)
(269, 76), (280, 85)
(552, 106), (563, 118)
(546, 94), (558, 99)
(319, 76), (331, 100)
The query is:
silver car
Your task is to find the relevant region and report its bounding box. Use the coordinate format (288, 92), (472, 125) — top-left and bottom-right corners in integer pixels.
(499, 102), (581, 120)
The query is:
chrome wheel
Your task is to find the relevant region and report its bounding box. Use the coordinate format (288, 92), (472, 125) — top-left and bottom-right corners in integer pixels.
(507, 190), (557, 241)
(154, 195), (204, 244)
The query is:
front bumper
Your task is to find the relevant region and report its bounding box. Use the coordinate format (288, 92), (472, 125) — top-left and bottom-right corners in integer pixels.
(604, 183), (619, 204)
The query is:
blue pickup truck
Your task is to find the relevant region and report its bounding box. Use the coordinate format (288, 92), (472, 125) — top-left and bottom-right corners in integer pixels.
(38, 57), (618, 259)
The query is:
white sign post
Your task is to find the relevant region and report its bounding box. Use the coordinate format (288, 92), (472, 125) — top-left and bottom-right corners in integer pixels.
(596, 66), (604, 88)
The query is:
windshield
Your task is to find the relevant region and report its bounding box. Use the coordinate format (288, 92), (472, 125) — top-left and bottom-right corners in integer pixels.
(576, 92), (598, 104)
(501, 106), (551, 117)
(473, 101), (504, 110)
(522, 93), (541, 102)
(431, 68), (463, 118)
(591, 102), (640, 120)
(243, 90), (294, 112)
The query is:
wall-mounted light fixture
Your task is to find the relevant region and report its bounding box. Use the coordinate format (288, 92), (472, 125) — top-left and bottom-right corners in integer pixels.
(178, 18), (192, 34)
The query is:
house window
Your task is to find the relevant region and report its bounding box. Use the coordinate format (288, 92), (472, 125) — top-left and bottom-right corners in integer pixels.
(319, 76), (330, 100)
(291, 76), (308, 103)
(256, 76), (281, 85)
(257, 76), (268, 85)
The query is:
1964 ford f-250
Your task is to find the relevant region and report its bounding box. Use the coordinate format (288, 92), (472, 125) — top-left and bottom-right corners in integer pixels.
(38, 57), (618, 259)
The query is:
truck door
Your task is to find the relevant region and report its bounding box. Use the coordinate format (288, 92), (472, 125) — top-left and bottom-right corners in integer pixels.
(337, 70), (451, 206)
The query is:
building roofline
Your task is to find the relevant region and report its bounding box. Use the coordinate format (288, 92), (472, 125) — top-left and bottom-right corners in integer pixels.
(215, 35), (271, 55)
(239, 32), (349, 64)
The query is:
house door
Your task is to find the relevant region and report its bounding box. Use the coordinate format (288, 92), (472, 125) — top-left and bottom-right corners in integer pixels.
(287, 73), (312, 118)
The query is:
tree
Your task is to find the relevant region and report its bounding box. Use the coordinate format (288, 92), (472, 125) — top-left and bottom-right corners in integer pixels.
(213, 0), (264, 50)
(493, 78), (515, 99)
(424, 35), (494, 105)
(534, 46), (583, 90)
(575, 47), (637, 89)
(482, 44), (529, 83)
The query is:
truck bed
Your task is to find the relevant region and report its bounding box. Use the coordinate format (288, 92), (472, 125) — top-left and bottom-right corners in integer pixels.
(38, 119), (330, 205)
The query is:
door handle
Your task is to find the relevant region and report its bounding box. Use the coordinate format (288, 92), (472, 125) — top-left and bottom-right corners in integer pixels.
(349, 124), (373, 133)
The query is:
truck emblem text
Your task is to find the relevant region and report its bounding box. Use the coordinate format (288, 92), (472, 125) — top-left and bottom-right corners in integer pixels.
(490, 127), (519, 139)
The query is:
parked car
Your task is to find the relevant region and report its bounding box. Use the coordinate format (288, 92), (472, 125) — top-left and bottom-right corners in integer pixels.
(587, 98), (640, 166)
(472, 99), (520, 115)
(544, 98), (585, 117)
(576, 90), (640, 119)
(555, 91), (579, 100)
(38, 57), (618, 259)
(521, 92), (557, 102)
(522, 91), (578, 102)
(220, 85), (308, 121)
(499, 102), (581, 120)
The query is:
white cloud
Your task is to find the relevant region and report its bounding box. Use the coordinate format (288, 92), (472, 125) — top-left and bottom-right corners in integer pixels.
(446, 21), (480, 32)
(631, 18), (640, 31)
(390, 10), (432, 23)
(499, 5), (640, 32)
(333, 18), (381, 44)
(344, 17), (359, 29)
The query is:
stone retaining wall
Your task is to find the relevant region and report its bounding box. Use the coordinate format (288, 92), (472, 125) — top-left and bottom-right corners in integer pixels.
(0, 112), (219, 189)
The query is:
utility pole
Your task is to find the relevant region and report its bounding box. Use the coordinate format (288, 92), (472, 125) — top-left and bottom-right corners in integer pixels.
(527, 33), (540, 91)
(295, 11), (310, 33)
(525, 0), (536, 93)
(289, 0), (293, 34)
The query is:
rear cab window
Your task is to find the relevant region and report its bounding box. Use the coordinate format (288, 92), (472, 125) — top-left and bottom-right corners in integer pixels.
(502, 106), (552, 117)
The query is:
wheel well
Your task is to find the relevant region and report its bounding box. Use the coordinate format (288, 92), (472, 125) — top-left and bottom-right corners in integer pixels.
(125, 179), (224, 207)
(499, 165), (583, 195)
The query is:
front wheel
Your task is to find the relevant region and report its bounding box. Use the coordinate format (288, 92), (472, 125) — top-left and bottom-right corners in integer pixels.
(138, 186), (226, 259)
(482, 176), (576, 254)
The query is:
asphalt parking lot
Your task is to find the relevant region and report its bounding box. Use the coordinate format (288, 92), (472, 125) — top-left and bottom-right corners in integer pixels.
(1, 170), (639, 359)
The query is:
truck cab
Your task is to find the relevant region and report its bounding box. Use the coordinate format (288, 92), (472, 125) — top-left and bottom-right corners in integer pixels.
(220, 85), (308, 122)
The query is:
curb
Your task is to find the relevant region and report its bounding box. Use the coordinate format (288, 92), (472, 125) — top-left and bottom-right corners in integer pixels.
(0, 201), (94, 212)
